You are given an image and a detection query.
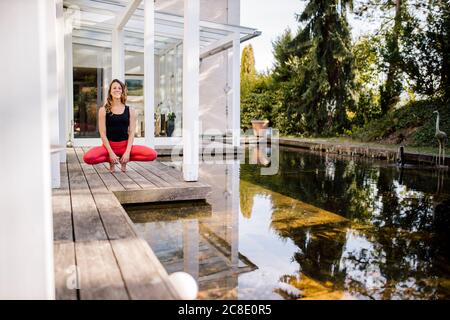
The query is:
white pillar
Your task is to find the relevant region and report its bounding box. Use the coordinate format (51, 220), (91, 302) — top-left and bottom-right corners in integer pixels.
(227, 1), (240, 147)
(47, 0), (60, 189)
(112, 28), (125, 81)
(183, 0), (200, 181)
(230, 32), (241, 147)
(144, 0), (155, 147)
(182, 220), (199, 280)
(64, 11), (74, 146)
(0, 0), (55, 299)
(229, 161), (240, 269)
(56, 0), (66, 162)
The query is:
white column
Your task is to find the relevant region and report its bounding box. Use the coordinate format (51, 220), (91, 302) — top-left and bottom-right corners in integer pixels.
(56, 0), (66, 162)
(182, 220), (199, 280)
(230, 32), (241, 147)
(144, 0), (155, 147)
(228, 1), (240, 147)
(183, 0), (200, 181)
(0, 0), (55, 299)
(64, 11), (74, 147)
(47, 0), (60, 188)
(112, 28), (125, 81)
(229, 161), (240, 269)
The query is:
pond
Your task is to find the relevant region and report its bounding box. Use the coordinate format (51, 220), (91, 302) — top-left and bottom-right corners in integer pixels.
(125, 145), (450, 300)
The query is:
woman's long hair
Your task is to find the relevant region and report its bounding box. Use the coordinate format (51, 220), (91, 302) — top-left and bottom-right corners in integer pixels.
(104, 79), (127, 113)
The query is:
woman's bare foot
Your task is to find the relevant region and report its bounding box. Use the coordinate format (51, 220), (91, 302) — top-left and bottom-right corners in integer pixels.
(109, 163), (116, 173)
(121, 163), (127, 172)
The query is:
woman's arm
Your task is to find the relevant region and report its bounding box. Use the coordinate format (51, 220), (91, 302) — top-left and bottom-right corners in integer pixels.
(98, 107), (119, 163)
(121, 107), (136, 163)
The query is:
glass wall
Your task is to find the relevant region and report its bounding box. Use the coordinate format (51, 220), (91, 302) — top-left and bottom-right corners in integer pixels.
(125, 50), (145, 137)
(72, 44), (111, 138)
(72, 42), (183, 140)
(155, 44), (183, 137)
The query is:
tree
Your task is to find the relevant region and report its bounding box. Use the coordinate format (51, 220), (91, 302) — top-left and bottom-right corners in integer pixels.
(240, 45), (278, 130)
(240, 44), (257, 98)
(379, 0), (405, 114)
(241, 73), (278, 130)
(354, 0), (436, 112)
(272, 29), (294, 83)
(350, 35), (383, 126)
(286, 0), (356, 135)
(401, 1), (450, 100)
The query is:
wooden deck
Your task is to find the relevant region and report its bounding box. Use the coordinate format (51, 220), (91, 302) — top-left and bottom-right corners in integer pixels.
(52, 147), (211, 299)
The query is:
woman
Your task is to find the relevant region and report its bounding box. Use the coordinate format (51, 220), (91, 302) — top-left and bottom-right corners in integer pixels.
(83, 79), (157, 172)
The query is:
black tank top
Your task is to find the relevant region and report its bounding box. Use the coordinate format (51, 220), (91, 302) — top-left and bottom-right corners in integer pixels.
(106, 106), (130, 141)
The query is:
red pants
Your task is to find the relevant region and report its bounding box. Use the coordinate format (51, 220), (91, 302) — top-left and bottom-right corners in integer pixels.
(83, 140), (157, 164)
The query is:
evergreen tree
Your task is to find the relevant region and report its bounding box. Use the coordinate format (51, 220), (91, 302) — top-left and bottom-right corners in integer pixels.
(241, 44), (256, 78)
(272, 29), (293, 83)
(287, 0), (356, 135)
(240, 44), (257, 98)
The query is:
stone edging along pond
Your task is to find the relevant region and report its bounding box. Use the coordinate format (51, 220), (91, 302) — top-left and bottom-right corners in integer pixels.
(270, 138), (449, 166)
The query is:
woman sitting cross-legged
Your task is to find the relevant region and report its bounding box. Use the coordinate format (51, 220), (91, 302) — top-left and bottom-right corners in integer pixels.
(83, 79), (157, 172)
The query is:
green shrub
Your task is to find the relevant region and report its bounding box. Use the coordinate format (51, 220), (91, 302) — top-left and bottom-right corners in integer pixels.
(352, 98), (449, 146)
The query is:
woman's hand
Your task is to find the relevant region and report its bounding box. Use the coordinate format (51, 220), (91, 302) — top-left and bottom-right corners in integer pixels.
(120, 151), (130, 164)
(109, 152), (120, 164)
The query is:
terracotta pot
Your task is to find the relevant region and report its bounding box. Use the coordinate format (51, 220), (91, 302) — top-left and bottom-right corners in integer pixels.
(251, 120), (269, 137)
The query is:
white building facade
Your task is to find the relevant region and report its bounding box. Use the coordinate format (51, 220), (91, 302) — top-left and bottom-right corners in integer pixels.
(0, 0), (258, 299)
(66, 0), (259, 147)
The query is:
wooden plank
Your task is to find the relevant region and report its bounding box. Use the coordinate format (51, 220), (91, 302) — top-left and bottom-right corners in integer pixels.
(81, 166), (137, 240)
(52, 162), (73, 242)
(113, 185), (211, 204)
(74, 147), (97, 175)
(127, 162), (171, 187)
(76, 240), (129, 300)
(152, 161), (208, 187)
(80, 147), (126, 192)
(54, 242), (78, 300)
(74, 147), (136, 239)
(95, 163), (126, 192)
(93, 193), (137, 240)
(67, 148), (108, 242)
(146, 161), (186, 184)
(111, 238), (180, 299)
(127, 201), (212, 223)
(122, 165), (156, 189)
(137, 161), (187, 187)
(101, 162), (141, 190)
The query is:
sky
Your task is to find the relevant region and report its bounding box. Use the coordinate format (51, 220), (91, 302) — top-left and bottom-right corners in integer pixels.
(240, 0), (305, 72)
(240, 0), (378, 72)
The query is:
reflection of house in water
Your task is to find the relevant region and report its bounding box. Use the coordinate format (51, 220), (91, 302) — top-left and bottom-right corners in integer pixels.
(126, 161), (257, 299)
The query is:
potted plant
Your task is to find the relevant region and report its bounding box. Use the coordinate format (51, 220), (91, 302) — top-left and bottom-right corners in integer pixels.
(167, 111), (176, 137)
(251, 119), (269, 137)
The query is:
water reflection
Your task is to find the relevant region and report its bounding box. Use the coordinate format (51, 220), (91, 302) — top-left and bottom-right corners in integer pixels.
(240, 147), (450, 299)
(127, 146), (450, 300)
(127, 162), (257, 299)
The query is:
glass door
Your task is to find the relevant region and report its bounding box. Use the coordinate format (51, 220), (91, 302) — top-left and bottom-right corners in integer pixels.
(73, 67), (103, 138)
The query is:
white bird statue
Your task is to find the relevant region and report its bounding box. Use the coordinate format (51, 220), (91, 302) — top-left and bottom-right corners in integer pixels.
(433, 110), (448, 167)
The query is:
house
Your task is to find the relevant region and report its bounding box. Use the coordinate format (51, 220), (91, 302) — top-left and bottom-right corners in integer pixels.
(0, 0), (259, 299)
